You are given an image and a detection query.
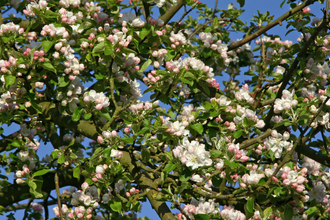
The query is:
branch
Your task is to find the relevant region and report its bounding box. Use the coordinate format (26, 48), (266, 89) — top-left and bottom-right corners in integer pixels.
(227, 0), (318, 51)
(240, 129), (272, 150)
(158, 0), (184, 24)
(264, 14), (328, 124)
(33, 102), (99, 141)
(55, 172), (63, 219)
(6, 200), (57, 212)
(295, 143), (330, 166)
(0, 169), (82, 208)
(120, 151), (175, 220)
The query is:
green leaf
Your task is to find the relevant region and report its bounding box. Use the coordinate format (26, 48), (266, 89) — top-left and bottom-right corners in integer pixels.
(70, 152), (78, 159)
(84, 113), (92, 120)
(58, 76), (70, 87)
(180, 77), (194, 86)
(204, 27), (212, 33)
(202, 101), (212, 109)
(110, 200), (122, 212)
(57, 155), (65, 164)
(92, 41), (105, 54)
(33, 169), (50, 177)
(1, 36), (9, 43)
(51, 150), (60, 159)
(119, 136), (133, 144)
(326, 86), (330, 97)
(233, 130), (242, 139)
(41, 62), (56, 73)
(139, 59), (152, 73)
(28, 181), (37, 190)
(99, 111), (111, 121)
(195, 214), (210, 220)
(136, 127), (150, 135)
(246, 197), (254, 213)
(30, 101), (42, 113)
(200, 81), (211, 96)
(10, 140), (21, 148)
(85, 178), (93, 185)
(212, 175), (222, 187)
(305, 206), (317, 215)
(103, 148), (111, 158)
(104, 48), (113, 56)
(263, 207), (273, 219)
(184, 71), (196, 80)
(41, 40), (54, 52)
(179, 168), (193, 182)
(142, 148), (150, 162)
(284, 205), (293, 220)
(73, 166), (80, 178)
(89, 148), (104, 166)
(4, 74), (16, 86)
(139, 28), (151, 39)
(72, 107), (82, 121)
(191, 123), (204, 134)
(164, 163), (177, 173)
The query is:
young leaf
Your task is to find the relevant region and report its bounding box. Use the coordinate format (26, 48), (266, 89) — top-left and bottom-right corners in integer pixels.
(164, 163), (177, 173)
(73, 166), (80, 179)
(72, 107), (82, 121)
(139, 59), (152, 73)
(284, 205), (293, 220)
(247, 197), (254, 213)
(195, 214), (210, 220)
(41, 62), (57, 73)
(33, 169), (50, 177)
(110, 200), (122, 212)
(57, 155), (65, 164)
(103, 148), (111, 158)
(41, 40), (54, 52)
(191, 123), (204, 134)
(4, 74), (16, 86)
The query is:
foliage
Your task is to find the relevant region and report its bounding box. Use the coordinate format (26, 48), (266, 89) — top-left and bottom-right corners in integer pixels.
(0, 0), (330, 220)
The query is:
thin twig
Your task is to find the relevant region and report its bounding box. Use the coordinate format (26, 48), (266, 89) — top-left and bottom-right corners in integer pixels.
(228, 0), (318, 51)
(212, 0), (219, 19)
(55, 172), (64, 220)
(22, 198), (33, 220)
(252, 35), (266, 102)
(265, 97), (330, 185)
(170, 4), (196, 32)
(321, 129), (330, 157)
(1, 6), (13, 15)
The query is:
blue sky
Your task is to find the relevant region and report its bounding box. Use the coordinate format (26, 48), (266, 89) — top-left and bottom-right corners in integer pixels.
(3, 0), (327, 219)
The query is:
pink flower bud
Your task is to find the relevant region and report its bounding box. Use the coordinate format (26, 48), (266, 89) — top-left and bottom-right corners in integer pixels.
(97, 136), (104, 143)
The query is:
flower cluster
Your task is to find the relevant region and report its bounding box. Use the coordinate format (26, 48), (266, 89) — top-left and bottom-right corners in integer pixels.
(23, 0), (48, 16)
(58, 7), (84, 25)
(0, 22), (24, 36)
(119, 12), (145, 27)
(52, 182), (103, 219)
(173, 137), (212, 170)
(181, 197), (219, 219)
(83, 90), (110, 110)
(59, 0), (81, 8)
(107, 28), (133, 49)
(234, 83), (254, 104)
(162, 117), (190, 137)
(274, 89), (298, 114)
(264, 130), (291, 158)
(220, 205), (246, 220)
(241, 170), (265, 187)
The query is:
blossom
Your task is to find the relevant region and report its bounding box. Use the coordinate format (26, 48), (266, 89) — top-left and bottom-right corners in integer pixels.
(84, 90), (110, 110)
(219, 95), (231, 106)
(174, 137), (212, 170)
